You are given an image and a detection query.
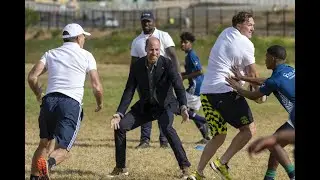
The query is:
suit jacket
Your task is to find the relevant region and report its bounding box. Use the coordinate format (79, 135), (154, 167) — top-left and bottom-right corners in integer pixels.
(116, 55), (187, 116)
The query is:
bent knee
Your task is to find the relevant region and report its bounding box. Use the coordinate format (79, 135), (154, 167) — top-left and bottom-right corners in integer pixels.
(159, 125), (174, 133)
(39, 138), (50, 148)
(239, 122), (256, 138)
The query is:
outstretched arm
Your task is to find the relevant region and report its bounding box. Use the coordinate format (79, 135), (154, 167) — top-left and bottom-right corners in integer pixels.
(226, 77), (265, 100)
(231, 66), (266, 86)
(248, 129), (295, 155)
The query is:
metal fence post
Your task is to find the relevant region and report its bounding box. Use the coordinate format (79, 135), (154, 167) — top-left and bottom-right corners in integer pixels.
(92, 10), (95, 29)
(206, 6), (209, 35)
(122, 10), (125, 29)
(166, 8), (169, 26)
(220, 7), (223, 25)
(56, 12), (60, 29)
(39, 11), (43, 27)
(64, 12), (67, 26)
(192, 6), (195, 34)
(266, 11), (269, 37)
(179, 7), (182, 33)
(82, 11), (86, 27)
(133, 10), (136, 30)
(102, 10), (106, 29)
(47, 12), (51, 30)
(283, 8), (286, 37)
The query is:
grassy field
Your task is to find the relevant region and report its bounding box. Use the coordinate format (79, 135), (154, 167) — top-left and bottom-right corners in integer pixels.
(25, 28), (295, 66)
(25, 64), (294, 180)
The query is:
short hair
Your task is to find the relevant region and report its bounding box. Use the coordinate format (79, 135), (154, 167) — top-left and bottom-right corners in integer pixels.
(180, 32), (196, 43)
(267, 45), (287, 60)
(232, 11), (253, 27)
(62, 31), (77, 42)
(145, 37), (160, 50)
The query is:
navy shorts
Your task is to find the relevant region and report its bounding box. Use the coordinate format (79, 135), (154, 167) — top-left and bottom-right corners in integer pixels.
(38, 92), (83, 151)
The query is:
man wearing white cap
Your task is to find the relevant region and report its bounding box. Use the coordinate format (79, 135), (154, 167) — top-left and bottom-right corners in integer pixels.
(27, 23), (103, 180)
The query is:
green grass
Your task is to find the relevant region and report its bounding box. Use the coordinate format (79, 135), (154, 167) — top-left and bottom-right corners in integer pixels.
(25, 64), (294, 180)
(25, 29), (295, 66)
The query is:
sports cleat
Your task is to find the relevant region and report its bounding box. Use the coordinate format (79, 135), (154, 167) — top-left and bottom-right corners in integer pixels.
(187, 171), (205, 180)
(263, 177), (274, 180)
(209, 158), (231, 180)
(37, 156), (50, 180)
(180, 166), (191, 179)
(288, 171), (295, 180)
(106, 167), (129, 178)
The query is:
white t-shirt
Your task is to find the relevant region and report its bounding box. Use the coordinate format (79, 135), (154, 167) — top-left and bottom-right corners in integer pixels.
(201, 27), (255, 94)
(40, 42), (97, 104)
(130, 28), (175, 58)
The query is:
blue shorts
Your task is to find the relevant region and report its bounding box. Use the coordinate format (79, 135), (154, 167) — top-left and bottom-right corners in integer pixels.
(38, 92), (83, 151)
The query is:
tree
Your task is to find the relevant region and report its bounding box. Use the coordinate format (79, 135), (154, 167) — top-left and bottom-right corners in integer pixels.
(25, 8), (40, 30)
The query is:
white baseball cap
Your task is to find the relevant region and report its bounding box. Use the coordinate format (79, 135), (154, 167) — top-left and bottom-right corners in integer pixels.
(62, 23), (91, 38)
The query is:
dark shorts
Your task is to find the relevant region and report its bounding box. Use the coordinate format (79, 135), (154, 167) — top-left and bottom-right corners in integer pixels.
(38, 92), (83, 151)
(201, 92), (253, 137)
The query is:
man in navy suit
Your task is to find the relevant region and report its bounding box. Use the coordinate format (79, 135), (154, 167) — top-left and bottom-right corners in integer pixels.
(107, 37), (191, 179)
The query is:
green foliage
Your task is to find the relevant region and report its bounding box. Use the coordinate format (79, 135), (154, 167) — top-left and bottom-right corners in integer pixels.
(25, 8), (40, 28)
(51, 29), (62, 38)
(25, 29), (295, 65)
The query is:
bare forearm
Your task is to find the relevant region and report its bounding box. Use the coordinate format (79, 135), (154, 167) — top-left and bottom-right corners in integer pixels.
(182, 70), (202, 80)
(28, 61), (46, 97)
(239, 76), (266, 86)
(28, 77), (42, 97)
(237, 88), (262, 100)
(93, 86), (103, 106)
(275, 130), (295, 145)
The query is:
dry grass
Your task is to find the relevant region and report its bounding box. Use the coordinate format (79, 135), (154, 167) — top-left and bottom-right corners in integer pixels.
(25, 64), (294, 180)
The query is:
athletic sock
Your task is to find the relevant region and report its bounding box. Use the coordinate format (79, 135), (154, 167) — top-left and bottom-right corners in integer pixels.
(264, 169), (276, 179)
(284, 164), (295, 178)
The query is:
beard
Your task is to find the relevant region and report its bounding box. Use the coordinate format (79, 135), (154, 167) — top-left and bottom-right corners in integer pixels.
(148, 55), (158, 64)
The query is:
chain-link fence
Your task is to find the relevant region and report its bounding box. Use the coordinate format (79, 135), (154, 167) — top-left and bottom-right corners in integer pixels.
(26, 1), (294, 37)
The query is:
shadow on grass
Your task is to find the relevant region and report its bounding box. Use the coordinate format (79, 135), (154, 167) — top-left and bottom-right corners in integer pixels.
(25, 169), (104, 180)
(25, 169), (178, 180)
(25, 138), (200, 149)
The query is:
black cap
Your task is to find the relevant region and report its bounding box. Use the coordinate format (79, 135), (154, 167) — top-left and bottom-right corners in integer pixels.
(140, 11), (155, 21)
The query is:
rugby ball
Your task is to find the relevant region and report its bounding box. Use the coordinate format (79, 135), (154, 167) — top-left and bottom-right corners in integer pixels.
(248, 85), (267, 104)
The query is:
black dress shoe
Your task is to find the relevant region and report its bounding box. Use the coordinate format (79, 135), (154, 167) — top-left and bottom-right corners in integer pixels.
(135, 142), (150, 149)
(160, 143), (169, 148)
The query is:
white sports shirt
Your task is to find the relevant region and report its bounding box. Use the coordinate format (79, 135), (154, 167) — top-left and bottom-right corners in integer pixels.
(201, 27), (255, 94)
(130, 28), (175, 58)
(40, 42), (97, 104)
